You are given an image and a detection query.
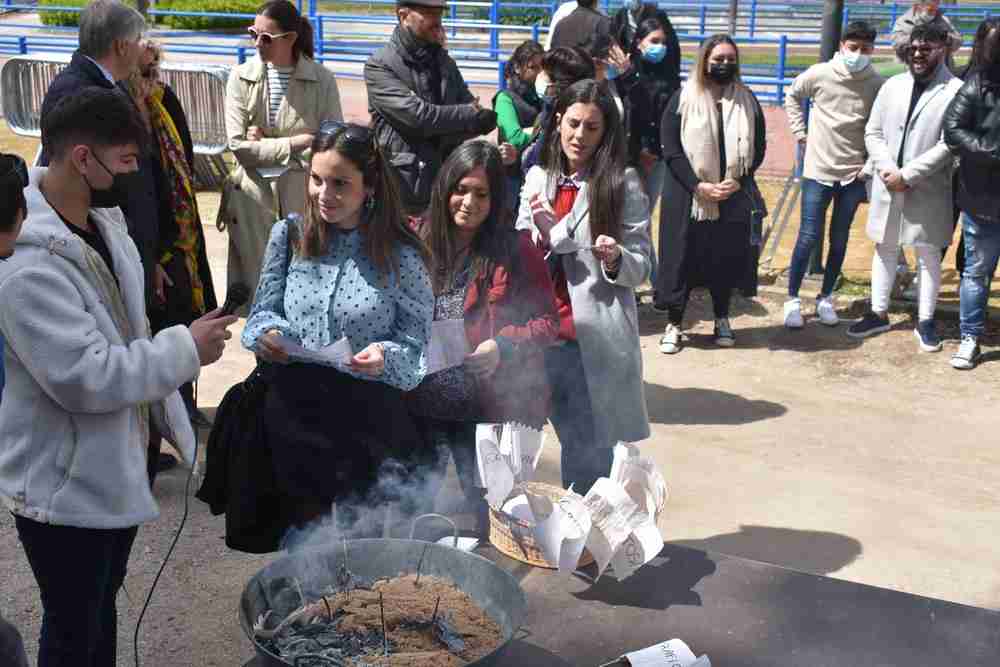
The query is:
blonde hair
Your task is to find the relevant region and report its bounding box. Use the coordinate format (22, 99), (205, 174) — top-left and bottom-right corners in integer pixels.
(691, 34), (741, 92)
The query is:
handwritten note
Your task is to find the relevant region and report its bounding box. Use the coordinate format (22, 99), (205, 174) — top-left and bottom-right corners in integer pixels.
(276, 335), (352, 368)
(426, 319), (469, 375)
(623, 639), (710, 667)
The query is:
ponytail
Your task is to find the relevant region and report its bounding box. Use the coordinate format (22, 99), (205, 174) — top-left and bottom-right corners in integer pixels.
(296, 16), (315, 60)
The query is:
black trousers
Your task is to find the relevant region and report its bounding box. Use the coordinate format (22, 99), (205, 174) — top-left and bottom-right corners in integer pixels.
(14, 516), (138, 667)
(544, 342), (613, 495)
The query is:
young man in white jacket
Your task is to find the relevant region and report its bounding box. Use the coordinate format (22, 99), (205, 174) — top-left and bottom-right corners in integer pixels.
(0, 88), (237, 666)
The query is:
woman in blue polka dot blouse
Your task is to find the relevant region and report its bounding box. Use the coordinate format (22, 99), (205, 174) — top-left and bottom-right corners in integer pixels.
(241, 122), (435, 534)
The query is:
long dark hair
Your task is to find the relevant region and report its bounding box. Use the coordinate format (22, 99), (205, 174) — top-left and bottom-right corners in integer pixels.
(300, 123), (430, 281)
(504, 39), (544, 86)
(258, 0), (315, 61)
(426, 141), (512, 295)
(964, 17), (1000, 77)
(539, 79), (626, 241)
(630, 16), (678, 106)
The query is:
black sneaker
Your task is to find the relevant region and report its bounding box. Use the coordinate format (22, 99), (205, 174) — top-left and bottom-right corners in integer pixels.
(714, 318), (735, 347)
(914, 319), (942, 353)
(846, 311), (891, 339)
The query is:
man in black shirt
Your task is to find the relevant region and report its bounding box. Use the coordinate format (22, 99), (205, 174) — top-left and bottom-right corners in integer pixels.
(549, 0), (612, 52)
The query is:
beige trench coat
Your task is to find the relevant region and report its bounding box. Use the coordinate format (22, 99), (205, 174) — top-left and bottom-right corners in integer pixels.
(220, 55), (343, 297)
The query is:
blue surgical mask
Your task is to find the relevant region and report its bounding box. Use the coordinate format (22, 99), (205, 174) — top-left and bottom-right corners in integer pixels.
(641, 44), (667, 64)
(841, 49), (871, 73)
(605, 64), (620, 80)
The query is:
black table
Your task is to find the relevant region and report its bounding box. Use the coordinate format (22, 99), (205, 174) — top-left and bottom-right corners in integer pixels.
(244, 544), (1000, 666)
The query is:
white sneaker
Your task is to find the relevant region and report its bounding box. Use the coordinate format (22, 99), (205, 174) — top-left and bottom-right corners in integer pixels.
(659, 323), (682, 354)
(816, 296), (840, 326)
(784, 299), (804, 329)
(951, 335), (980, 370)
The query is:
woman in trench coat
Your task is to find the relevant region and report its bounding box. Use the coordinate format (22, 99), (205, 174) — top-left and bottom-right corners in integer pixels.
(516, 79), (653, 494)
(220, 0), (343, 301)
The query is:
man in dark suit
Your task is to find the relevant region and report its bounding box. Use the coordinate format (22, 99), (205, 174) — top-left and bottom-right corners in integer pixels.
(39, 0), (179, 474)
(549, 0), (612, 52)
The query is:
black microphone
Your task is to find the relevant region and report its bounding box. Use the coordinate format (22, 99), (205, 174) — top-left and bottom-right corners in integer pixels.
(220, 283), (251, 317)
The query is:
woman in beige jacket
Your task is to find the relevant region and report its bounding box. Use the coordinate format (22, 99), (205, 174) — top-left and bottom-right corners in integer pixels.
(221, 0), (343, 298)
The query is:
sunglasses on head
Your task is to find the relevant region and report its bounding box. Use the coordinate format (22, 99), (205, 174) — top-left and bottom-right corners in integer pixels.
(248, 27), (294, 46)
(319, 121), (372, 144)
(1, 154), (28, 189)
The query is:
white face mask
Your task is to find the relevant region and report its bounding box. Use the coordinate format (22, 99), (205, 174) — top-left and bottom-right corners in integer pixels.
(841, 49), (871, 73)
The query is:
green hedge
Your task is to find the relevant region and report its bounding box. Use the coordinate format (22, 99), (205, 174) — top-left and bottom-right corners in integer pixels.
(154, 0), (258, 30)
(38, 0), (257, 30)
(470, 5), (549, 28)
(38, 0), (86, 27)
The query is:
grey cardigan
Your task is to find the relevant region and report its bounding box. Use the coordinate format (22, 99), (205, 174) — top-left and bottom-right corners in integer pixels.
(516, 166), (653, 447)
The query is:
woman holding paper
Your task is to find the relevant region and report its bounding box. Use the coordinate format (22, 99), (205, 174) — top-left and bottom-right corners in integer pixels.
(407, 140), (559, 533)
(241, 121), (434, 534)
(516, 79), (654, 494)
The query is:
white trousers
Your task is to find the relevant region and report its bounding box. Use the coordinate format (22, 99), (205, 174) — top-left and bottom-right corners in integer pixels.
(871, 222), (941, 322)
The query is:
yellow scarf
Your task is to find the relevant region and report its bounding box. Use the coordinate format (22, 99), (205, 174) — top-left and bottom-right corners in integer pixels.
(148, 85), (206, 314)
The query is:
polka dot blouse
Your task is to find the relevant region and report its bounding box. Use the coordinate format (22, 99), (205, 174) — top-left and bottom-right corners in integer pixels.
(242, 217), (434, 391)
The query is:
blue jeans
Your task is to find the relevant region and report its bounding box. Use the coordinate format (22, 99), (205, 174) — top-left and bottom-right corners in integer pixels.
(788, 178), (868, 298)
(959, 214), (1000, 338)
(14, 515), (138, 667)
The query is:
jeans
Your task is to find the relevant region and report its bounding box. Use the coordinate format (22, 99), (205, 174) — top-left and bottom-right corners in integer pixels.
(789, 178), (868, 299)
(14, 515), (138, 667)
(959, 214), (1000, 338)
(544, 342), (613, 494)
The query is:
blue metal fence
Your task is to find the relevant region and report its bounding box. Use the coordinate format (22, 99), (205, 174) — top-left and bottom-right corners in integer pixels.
(1, 1), (995, 105)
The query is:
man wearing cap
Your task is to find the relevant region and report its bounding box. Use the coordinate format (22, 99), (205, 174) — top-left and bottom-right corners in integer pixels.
(365, 0), (497, 220)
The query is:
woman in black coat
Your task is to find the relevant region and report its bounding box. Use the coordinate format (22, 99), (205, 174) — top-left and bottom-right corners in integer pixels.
(127, 42), (218, 428)
(654, 34), (766, 354)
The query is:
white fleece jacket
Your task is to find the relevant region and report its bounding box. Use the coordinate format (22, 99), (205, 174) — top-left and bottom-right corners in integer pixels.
(0, 168), (200, 529)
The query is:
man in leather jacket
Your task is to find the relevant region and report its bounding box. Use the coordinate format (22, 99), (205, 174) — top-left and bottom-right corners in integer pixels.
(943, 45), (1000, 370)
(364, 0), (497, 220)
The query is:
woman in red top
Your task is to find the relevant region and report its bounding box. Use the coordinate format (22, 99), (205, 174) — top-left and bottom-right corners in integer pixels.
(408, 141), (559, 534)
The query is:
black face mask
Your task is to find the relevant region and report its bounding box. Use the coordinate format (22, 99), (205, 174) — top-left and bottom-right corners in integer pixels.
(708, 62), (738, 85)
(84, 149), (128, 208)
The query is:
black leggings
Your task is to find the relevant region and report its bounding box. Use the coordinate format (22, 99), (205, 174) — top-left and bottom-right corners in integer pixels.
(668, 284), (732, 326)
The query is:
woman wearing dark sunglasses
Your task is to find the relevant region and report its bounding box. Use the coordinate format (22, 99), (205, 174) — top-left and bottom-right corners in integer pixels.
(241, 122), (435, 539)
(220, 0), (344, 307)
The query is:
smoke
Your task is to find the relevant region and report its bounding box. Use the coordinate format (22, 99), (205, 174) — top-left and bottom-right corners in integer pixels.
(279, 447), (452, 554)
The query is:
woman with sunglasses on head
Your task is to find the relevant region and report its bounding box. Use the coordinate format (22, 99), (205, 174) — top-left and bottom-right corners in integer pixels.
(126, 40), (219, 435)
(242, 122), (434, 538)
(516, 79), (653, 494)
(221, 0), (343, 305)
(407, 141), (558, 534)
(655, 34), (766, 354)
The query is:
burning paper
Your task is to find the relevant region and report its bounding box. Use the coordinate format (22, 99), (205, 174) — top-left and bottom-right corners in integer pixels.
(622, 638), (711, 667)
(426, 319), (469, 374)
(275, 335), (352, 368)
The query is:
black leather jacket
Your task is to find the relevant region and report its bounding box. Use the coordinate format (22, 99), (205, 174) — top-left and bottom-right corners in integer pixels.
(943, 69), (1000, 223)
(364, 27), (486, 213)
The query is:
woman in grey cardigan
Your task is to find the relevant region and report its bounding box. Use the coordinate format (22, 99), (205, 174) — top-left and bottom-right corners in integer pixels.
(516, 79), (653, 493)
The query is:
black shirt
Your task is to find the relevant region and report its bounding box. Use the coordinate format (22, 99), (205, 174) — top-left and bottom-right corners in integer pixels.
(58, 214), (117, 282)
(898, 79), (929, 167)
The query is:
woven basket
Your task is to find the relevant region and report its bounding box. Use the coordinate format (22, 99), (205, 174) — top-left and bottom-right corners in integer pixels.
(488, 481), (595, 569)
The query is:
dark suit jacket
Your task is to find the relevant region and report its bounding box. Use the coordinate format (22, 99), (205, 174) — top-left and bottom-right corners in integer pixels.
(39, 50), (160, 305)
(550, 5), (612, 51)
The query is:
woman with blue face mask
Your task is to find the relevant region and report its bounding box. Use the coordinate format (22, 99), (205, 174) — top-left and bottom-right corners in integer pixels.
(626, 16), (682, 210)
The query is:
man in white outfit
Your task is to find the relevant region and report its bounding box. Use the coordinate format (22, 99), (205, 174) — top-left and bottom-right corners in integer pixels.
(847, 24), (962, 351)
